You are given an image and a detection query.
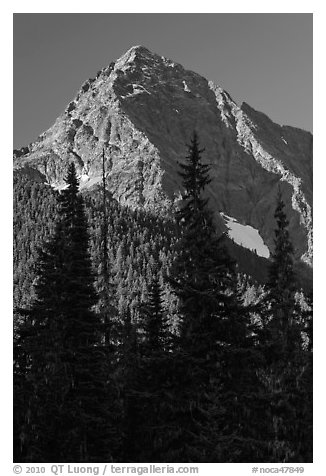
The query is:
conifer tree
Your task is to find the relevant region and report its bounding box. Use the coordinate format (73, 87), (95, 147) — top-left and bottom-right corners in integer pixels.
(141, 275), (170, 354)
(14, 163), (115, 462)
(13, 309), (31, 462)
(135, 276), (174, 461)
(166, 132), (261, 462)
(265, 189), (300, 351)
(170, 132), (235, 352)
(118, 306), (142, 462)
(98, 148), (116, 348)
(258, 189), (310, 462)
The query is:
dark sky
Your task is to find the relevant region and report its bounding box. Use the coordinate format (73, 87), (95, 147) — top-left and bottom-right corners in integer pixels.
(13, 13), (312, 149)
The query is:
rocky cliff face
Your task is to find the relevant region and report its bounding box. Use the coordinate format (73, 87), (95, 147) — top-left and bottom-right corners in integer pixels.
(14, 45), (313, 265)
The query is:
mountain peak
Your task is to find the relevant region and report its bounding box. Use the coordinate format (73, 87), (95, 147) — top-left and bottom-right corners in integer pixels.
(119, 45), (153, 59)
(111, 45), (183, 77)
(126, 45), (153, 55)
(13, 46), (312, 267)
(113, 45), (160, 70)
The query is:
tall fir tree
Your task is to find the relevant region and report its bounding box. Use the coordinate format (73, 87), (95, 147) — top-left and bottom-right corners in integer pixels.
(118, 306), (142, 462)
(170, 132), (236, 353)
(98, 148), (117, 348)
(258, 189), (312, 462)
(264, 188), (301, 351)
(141, 275), (171, 355)
(166, 132), (262, 462)
(135, 276), (174, 461)
(14, 163), (116, 462)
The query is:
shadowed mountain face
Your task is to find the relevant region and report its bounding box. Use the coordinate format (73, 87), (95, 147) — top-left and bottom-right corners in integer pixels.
(13, 45), (312, 266)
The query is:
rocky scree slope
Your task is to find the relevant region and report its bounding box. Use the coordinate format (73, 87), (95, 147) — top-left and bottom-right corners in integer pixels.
(13, 45), (312, 266)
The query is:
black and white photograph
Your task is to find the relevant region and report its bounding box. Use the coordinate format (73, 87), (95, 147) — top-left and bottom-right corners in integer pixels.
(12, 10), (313, 468)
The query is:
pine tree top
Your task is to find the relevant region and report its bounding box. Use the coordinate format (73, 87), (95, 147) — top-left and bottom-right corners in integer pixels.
(177, 131), (212, 226)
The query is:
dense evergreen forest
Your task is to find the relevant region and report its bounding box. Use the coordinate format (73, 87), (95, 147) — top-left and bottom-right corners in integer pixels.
(13, 133), (312, 463)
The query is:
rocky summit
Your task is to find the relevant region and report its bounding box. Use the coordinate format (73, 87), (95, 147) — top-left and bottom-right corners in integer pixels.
(13, 45), (313, 266)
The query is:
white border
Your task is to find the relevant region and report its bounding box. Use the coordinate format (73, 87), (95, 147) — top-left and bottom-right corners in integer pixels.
(3, 3), (323, 474)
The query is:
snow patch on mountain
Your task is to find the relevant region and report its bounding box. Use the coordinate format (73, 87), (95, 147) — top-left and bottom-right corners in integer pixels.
(220, 213), (270, 258)
(183, 81), (191, 93)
